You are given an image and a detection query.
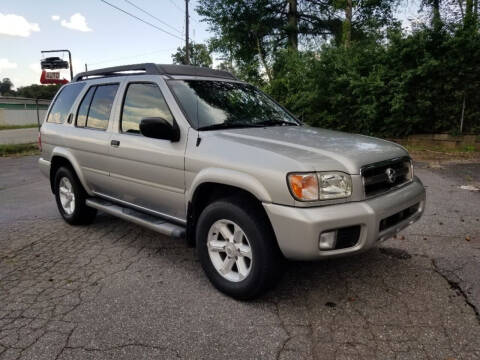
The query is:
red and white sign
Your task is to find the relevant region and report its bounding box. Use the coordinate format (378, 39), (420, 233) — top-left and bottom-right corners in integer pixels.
(40, 70), (69, 85)
(45, 72), (60, 80)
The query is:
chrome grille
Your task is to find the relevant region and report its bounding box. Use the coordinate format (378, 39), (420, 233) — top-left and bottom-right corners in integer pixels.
(361, 157), (412, 198)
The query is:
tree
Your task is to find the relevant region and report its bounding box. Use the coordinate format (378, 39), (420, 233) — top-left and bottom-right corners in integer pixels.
(15, 84), (62, 100)
(0, 78), (61, 99)
(172, 43), (213, 67)
(197, 0), (399, 80)
(0, 78), (15, 96)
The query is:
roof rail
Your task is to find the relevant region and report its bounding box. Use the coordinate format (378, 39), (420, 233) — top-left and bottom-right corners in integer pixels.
(73, 63), (237, 82)
(73, 63), (161, 82)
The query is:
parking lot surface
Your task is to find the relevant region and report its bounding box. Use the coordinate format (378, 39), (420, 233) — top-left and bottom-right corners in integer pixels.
(1, 156), (479, 360)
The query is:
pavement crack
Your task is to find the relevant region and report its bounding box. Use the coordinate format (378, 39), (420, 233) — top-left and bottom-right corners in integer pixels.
(432, 259), (480, 324)
(64, 342), (179, 354)
(270, 301), (291, 360)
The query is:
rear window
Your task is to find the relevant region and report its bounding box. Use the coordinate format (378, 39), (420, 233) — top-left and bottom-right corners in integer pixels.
(76, 86), (95, 128)
(75, 84), (119, 130)
(47, 83), (85, 124)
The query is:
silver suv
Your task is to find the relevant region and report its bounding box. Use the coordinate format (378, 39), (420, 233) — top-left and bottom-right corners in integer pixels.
(39, 63), (426, 299)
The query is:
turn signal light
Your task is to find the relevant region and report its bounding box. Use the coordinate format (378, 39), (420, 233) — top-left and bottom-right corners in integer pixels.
(287, 173), (318, 201)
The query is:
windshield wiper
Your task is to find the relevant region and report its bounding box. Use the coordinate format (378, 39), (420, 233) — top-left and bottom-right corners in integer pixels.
(255, 119), (298, 127)
(197, 123), (263, 131)
(197, 119), (298, 131)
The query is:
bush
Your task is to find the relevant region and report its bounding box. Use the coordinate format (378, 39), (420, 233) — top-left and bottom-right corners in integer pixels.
(266, 27), (480, 137)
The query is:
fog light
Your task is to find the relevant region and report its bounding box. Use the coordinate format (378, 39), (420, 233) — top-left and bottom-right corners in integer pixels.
(319, 231), (337, 250)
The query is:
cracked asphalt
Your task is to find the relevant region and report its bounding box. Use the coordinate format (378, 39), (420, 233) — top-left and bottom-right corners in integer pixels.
(0, 156), (479, 360)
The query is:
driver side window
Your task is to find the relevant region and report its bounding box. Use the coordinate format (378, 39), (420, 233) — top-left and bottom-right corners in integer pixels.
(121, 83), (174, 134)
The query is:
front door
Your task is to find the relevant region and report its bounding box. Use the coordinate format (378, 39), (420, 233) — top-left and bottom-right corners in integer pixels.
(105, 81), (187, 223)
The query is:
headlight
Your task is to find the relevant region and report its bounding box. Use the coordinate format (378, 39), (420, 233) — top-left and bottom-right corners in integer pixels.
(318, 172), (352, 200)
(287, 172), (352, 201)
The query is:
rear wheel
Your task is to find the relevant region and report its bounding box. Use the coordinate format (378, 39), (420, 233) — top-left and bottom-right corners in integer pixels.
(196, 198), (282, 300)
(54, 166), (97, 225)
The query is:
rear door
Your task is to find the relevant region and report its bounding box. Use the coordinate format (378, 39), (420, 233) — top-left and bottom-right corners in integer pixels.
(105, 79), (187, 222)
(68, 83), (119, 194)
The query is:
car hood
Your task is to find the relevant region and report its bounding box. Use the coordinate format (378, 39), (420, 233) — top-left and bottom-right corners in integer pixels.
(213, 125), (408, 174)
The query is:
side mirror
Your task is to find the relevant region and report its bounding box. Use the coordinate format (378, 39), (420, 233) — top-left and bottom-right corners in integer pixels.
(139, 117), (180, 141)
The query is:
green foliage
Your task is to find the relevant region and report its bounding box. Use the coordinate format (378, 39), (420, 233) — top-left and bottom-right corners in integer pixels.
(195, 0), (480, 136)
(0, 143), (39, 157)
(15, 84), (62, 100)
(0, 78), (15, 96)
(197, 0), (397, 78)
(266, 27), (480, 136)
(172, 43), (213, 67)
(0, 124), (38, 131)
(0, 79), (60, 100)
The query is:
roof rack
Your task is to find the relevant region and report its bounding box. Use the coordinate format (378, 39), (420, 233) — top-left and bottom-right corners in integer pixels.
(73, 63), (237, 82)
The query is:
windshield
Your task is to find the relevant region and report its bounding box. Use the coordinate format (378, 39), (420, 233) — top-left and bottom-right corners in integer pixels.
(168, 80), (299, 130)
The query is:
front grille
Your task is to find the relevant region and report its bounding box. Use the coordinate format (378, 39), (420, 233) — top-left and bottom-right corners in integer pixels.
(379, 203), (419, 232)
(362, 157), (412, 198)
(335, 226), (361, 249)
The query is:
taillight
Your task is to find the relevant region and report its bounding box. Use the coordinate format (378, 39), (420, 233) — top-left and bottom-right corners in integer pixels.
(38, 133), (42, 151)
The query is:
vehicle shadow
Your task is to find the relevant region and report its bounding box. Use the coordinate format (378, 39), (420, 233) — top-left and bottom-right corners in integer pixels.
(93, 213), (421, 311)
(265, 247), (412, 301)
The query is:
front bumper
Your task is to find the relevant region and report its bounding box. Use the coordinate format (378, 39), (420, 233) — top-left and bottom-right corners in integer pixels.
(263, 177), (426, 260)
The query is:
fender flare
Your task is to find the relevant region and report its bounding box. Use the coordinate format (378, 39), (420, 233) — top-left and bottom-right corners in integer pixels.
(187, 168), (272, 204)
(51, 147), (94, 195)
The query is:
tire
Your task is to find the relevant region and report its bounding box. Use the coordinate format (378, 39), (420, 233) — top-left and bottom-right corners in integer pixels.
(53, 166), (97, 225)
(196, 198), (283, 300)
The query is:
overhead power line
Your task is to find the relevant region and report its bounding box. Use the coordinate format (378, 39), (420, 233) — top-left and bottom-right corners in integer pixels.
(99, 0), (184, 41)
(123, 0), (182, 35)
(89, 48), (176, 66)
(168, 0), (184, 13)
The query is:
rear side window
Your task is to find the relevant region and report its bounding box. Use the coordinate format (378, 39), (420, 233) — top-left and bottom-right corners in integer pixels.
(76, 84), (118, 130)
(76, 86), (95, 127)
(47, 83), (85, 124)
(121, 83), (174, 134)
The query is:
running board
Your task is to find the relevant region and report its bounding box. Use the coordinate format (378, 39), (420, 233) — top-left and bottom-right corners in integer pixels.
(86, 198), (185, 238)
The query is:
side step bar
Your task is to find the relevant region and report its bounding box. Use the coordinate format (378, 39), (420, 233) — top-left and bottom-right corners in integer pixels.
(86, 198), (185, 238)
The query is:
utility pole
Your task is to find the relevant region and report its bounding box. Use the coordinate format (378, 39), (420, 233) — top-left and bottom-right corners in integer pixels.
(185, 0), (190, 65)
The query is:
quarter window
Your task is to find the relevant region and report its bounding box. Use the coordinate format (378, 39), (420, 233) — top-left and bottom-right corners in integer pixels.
(75, 84), (118, 130)
(121, 83), (174, 134)
(47, 83), (85, 124)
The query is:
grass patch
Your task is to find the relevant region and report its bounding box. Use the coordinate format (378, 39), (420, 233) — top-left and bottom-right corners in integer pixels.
(405, 144), (478, 154)
(0, 143), (40, 157)
(403, 143), (480, 162)
(0, 124), (39, 131)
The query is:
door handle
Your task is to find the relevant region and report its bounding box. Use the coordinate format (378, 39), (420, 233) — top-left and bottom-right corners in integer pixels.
(111, 139), (120, 147)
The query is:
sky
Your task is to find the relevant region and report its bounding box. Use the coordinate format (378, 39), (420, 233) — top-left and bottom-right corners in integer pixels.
(0, 0), (421, 89)
(0, 0), (210, 88)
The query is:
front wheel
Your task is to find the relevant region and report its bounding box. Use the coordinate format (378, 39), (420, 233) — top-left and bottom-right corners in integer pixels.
(196, 198), (282, 300)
